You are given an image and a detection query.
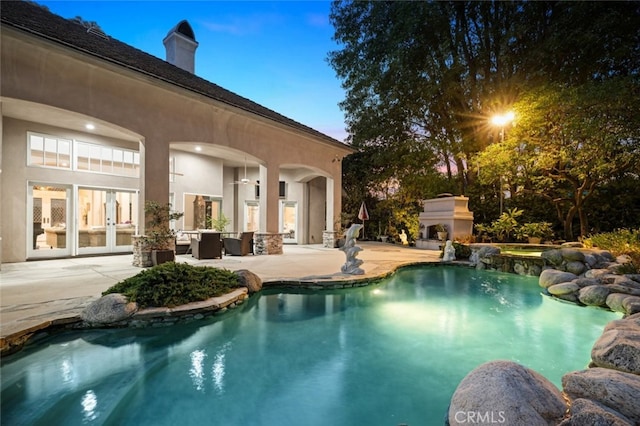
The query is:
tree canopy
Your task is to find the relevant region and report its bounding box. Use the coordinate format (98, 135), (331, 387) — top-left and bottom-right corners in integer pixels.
(329, 0), (640, 240)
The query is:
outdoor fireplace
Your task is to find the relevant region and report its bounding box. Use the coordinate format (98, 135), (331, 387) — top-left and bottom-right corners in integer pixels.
(416, 195), (474, 250)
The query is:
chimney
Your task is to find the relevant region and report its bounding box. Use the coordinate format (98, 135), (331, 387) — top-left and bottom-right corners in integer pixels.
(163, 20), (198, 74)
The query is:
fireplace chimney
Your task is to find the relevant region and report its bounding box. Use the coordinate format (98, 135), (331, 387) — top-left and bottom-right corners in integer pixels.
(163, 20), (198, 74)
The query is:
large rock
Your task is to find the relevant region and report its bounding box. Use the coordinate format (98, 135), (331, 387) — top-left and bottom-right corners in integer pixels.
(81, 293), (138, 324)
(539, 269), (579, 289)
(574, 277), (600, 288)
(565, 261), (586, 276)
(578, 285), (610, 307)
(558, 398), (633, 426)
(562, 368), (640, 424)
(585, 269), (611, 279)
(591, 314), (640, 374)
(560, 248), (586, 262)
(607, 293), (630, 313)
(235, 269), (262, 294)
(548, 282), (580, 296)
(541, 249), (564, 267)
(448, 360), (566, 426)
(622, 295), (640, 315)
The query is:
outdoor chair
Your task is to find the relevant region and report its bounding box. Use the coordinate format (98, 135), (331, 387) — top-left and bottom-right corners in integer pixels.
(223, 231), (254, 256)
(192, 231), (222, 259)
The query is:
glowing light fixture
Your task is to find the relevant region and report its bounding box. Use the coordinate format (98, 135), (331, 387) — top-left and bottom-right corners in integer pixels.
(491, 111), (515, 127)
(194, 146), (202, 152)
(85, 123), (95, 130)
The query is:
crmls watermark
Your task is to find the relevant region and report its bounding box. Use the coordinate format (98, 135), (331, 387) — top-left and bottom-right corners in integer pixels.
(454, 411), (507, 424)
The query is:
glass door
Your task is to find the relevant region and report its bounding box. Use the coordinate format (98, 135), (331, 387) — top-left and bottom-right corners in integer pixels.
(78, 188), (137, 254)
(280, 201), (297, 243)
(244, 201), (259, 232)
(28, 183), (72, 258)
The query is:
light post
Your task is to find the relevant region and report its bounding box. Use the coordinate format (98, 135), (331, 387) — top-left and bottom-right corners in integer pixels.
(491, 112), (515, 214)
(491, 111), (515, 142)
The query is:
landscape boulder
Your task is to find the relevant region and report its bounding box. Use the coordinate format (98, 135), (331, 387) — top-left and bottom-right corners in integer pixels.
(591, 313), (640, 374)
(548, 282), (580, 296)
(448, 360), (566, 426)
(558, 398), (633, 426)
(539, 269), (578, 289)
(565, 261), (586, 276)
(560, 248), (586, 263)
(562, 368), (640, 424)
(236, 269), (263, 294)
(81, 293), (138, 324)
(607, 293), (630, 313)
(578, 285), (610, 307)
(541, 249), (564, 267)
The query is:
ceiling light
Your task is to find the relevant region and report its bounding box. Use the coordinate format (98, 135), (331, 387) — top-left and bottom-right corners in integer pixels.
(85, 123), (95, 130)
(195, 146), (202, 152)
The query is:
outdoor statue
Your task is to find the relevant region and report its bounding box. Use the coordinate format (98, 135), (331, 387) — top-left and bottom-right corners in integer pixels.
(340, 224), (365, 275)
(442, 240), (456, 262)
(399, 229), (408, 245)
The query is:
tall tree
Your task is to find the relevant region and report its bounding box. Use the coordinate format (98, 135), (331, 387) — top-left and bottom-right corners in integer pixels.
(329, 1), (536, 192)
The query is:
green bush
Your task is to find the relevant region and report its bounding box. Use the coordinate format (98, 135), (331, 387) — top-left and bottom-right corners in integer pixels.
(103, 262), (240, 308)
(584, 228), (640, 269)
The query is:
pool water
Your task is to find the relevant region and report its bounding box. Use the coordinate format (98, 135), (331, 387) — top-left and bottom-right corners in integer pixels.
(1, 266), (620, 426)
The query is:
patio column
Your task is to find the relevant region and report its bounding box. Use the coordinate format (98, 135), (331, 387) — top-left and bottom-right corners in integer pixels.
(255, 163), (283, 254)
(140, 137), (170, 234)
(322, 176), (340, 248)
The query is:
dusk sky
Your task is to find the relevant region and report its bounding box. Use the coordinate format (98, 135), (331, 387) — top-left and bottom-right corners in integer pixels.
(36, 1), (349, 142)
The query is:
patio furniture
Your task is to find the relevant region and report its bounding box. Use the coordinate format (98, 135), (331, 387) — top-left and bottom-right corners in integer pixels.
(192, 231), (222, 259)
(223, 232), (254, 256)
(175, 231), (192, 255)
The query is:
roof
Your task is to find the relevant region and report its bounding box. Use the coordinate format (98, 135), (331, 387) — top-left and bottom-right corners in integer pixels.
(1, 1), (349, 149)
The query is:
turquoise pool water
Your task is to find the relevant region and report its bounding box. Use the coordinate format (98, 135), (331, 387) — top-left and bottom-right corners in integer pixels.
(1, 266), (620, 425)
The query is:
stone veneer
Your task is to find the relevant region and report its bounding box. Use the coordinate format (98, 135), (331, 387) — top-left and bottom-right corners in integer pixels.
(322, 230), (338, 248)
(131, 235), (153, 267)
(254, 233), (283, 255)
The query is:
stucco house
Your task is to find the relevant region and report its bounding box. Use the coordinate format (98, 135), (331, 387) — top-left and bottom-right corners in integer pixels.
(0, 1), (352, 265)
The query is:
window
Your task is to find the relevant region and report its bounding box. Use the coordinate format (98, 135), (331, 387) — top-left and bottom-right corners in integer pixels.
(28, 133), (139, 177)
(28, 133), (72, 169)
(255, 181), (286, 198)
(76, 141), (139, 177)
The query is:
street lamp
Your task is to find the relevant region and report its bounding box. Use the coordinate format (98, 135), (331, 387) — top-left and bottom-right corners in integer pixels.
(491, 112), (515, 214)
(491, 111), (515, 142)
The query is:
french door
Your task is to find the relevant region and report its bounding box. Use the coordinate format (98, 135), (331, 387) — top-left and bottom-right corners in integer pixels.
(77, 188), (138, 255)
(28, 183), (72, 258)
(280, 201), (297, 243)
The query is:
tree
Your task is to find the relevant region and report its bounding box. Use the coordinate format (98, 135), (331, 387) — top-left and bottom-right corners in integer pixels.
(477, 79), (640, 239)
(329, 1), (531, 193)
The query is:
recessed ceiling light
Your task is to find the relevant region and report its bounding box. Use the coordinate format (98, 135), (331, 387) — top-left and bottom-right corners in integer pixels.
(85, 123), (95, 130)
(195, 146), (202, 152)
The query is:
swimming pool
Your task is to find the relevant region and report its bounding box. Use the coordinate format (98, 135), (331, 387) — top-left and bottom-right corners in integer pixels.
(1, 266), (619, 425)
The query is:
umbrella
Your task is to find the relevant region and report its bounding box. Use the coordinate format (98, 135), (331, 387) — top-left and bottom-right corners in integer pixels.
(358, 201), (369, 238)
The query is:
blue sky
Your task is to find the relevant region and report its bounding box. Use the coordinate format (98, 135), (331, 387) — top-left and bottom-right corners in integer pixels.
(36, 1), (348, 142)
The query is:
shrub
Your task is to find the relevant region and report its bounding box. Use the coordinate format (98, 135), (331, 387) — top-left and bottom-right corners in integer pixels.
(103, 262), (240, 308)
(584, 228), (640, 268)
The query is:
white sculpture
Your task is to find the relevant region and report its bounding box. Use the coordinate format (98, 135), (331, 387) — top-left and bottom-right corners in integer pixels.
(442, 240), (456, 262)
(340, 224), (365, 275)
(399, 229), (408, 245)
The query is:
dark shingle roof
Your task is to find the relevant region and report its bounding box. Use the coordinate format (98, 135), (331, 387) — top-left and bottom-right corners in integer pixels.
(1, 0), (347, 148)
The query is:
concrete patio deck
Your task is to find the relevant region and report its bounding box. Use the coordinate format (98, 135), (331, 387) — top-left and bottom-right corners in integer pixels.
(0, 242), (442, 352)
